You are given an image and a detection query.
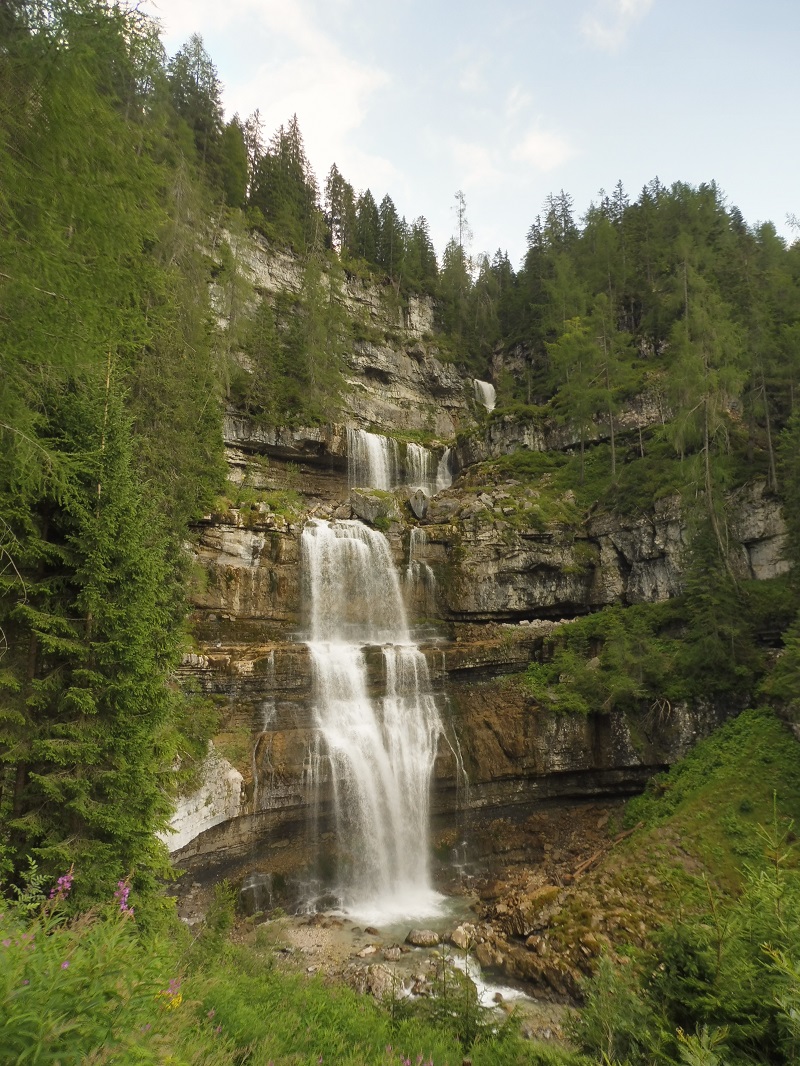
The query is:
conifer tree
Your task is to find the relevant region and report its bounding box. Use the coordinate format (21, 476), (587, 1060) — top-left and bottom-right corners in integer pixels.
(354, 190), (380, 265)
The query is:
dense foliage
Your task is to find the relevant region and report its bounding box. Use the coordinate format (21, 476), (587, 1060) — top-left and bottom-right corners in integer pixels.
(0, 0), (227, 897)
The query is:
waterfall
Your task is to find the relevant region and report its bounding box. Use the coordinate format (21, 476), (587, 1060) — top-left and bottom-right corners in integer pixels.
(302, 518), (443, 921)
(473, 379), (496, 411)
(405, 442), (437, 496)
(436, 447), (454, 492)
(406, 527), (437, 618)
(252, 653), (276, 813)
(347, 428), (399, 490)
(348, 429), (453, 497)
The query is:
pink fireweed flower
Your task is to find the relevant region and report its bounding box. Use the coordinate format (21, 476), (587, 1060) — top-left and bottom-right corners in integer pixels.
(114, 880), (134, 916)
(49, 868), (74, 900)
(61, 961), (69, 970)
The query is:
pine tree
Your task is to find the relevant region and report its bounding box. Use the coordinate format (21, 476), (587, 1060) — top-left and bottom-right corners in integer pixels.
(3, 377), (182, 898)
(354, 190), (380, 265)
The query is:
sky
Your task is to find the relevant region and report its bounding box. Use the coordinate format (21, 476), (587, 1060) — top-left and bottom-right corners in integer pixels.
(144, 0), (799, 269)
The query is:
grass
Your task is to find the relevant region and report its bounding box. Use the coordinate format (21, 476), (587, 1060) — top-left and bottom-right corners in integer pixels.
(622, 706), (800, 888)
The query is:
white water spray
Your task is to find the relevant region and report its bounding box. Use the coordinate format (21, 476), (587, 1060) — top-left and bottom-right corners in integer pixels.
(406, 527), (437, 618)
(405, 442), (437, 495)
(302, 519), (443, 922)
(436, 447), (454, 492)
(473, 379), (496, 411)
(348, 428), (399, 490)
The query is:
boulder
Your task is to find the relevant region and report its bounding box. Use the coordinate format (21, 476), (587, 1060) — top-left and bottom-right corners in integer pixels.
(350, 488), (400, 525)
(450, 922), (477, 951)
(409, 489), (429, 520)
(405, 928), (441, 947)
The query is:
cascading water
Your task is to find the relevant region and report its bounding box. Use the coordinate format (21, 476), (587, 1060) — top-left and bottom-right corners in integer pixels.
(347, 428), (399, 490)
(405, 442), (437, 496)
(406, 527), (437, 618)
(347, 429), (453, 497)
(302, 518), (443, 922)
(473, 379), (496, 411)
(436, 447), (454, 492)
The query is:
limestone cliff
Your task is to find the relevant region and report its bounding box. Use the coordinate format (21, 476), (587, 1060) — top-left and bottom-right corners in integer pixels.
(169, 234), (790, 899)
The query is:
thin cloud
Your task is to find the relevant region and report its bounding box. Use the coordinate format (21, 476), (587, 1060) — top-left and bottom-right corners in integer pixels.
(580, 0), (654, 51)
(505, 85), (534, 120)
(511, 127), (576, 172)
(448, 138), (507, 191)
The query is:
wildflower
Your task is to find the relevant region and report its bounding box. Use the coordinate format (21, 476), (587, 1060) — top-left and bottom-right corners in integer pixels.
(61, 961), (70, 970)
(156, 977), (183, 1011)
(207, 1009), (216, 1019)
(49, 867), (74, 901)
(22, 980), (29, 986)
(1, 939), (10, 948)
(141, 1023), (152, 1033)
(114, 880), (133, 916)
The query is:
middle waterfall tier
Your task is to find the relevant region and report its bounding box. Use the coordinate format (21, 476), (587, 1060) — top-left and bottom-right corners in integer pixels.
(347, 428), (455, 496)
(302, 518), (443, 921)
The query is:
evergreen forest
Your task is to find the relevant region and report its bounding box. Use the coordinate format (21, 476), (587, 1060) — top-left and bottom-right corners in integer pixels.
(3, 2), (800, 1063)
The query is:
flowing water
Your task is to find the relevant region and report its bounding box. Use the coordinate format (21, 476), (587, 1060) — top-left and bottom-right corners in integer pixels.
(347, 428), (399, 490)
(405, 442), (437, 495)
(436, 447), (454, 491)
(473, 379), (496, 411)
(406, 527), (437, 618)
(302, 518), (444, 923)
(347, 428), (453, 496)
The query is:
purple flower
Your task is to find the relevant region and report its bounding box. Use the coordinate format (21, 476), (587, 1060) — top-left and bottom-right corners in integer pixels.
(61, 961), (70, 969)
(1, 939), (10, 948)
(114, 880), (133, 915)
(49, 870), (74, 900)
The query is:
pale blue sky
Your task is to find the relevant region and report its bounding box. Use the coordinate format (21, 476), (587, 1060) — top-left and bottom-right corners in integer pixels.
(146, 0), (799, 268)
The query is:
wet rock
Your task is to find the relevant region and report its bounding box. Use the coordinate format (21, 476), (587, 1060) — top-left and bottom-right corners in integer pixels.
(383, 946), (402, 961)
(238, 872), (272, 916)
(405, 928), (441, 947)
(364, 926), (380, 936)
(474, 939), (505, 970)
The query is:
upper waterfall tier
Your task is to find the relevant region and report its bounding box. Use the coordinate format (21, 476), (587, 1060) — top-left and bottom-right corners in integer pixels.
(473, 379), (496, 411)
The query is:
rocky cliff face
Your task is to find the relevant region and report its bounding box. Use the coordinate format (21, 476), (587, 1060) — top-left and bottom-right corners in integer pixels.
(171, 236), (790, 902)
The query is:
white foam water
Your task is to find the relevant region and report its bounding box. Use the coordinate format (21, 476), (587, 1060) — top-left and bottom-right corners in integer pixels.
(405, 442), (436, 496)
(302, 518), (444, 923)
(347, 428), (399, 490)
(473, 379), (496, 411)
(436, 447), (454, 491)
